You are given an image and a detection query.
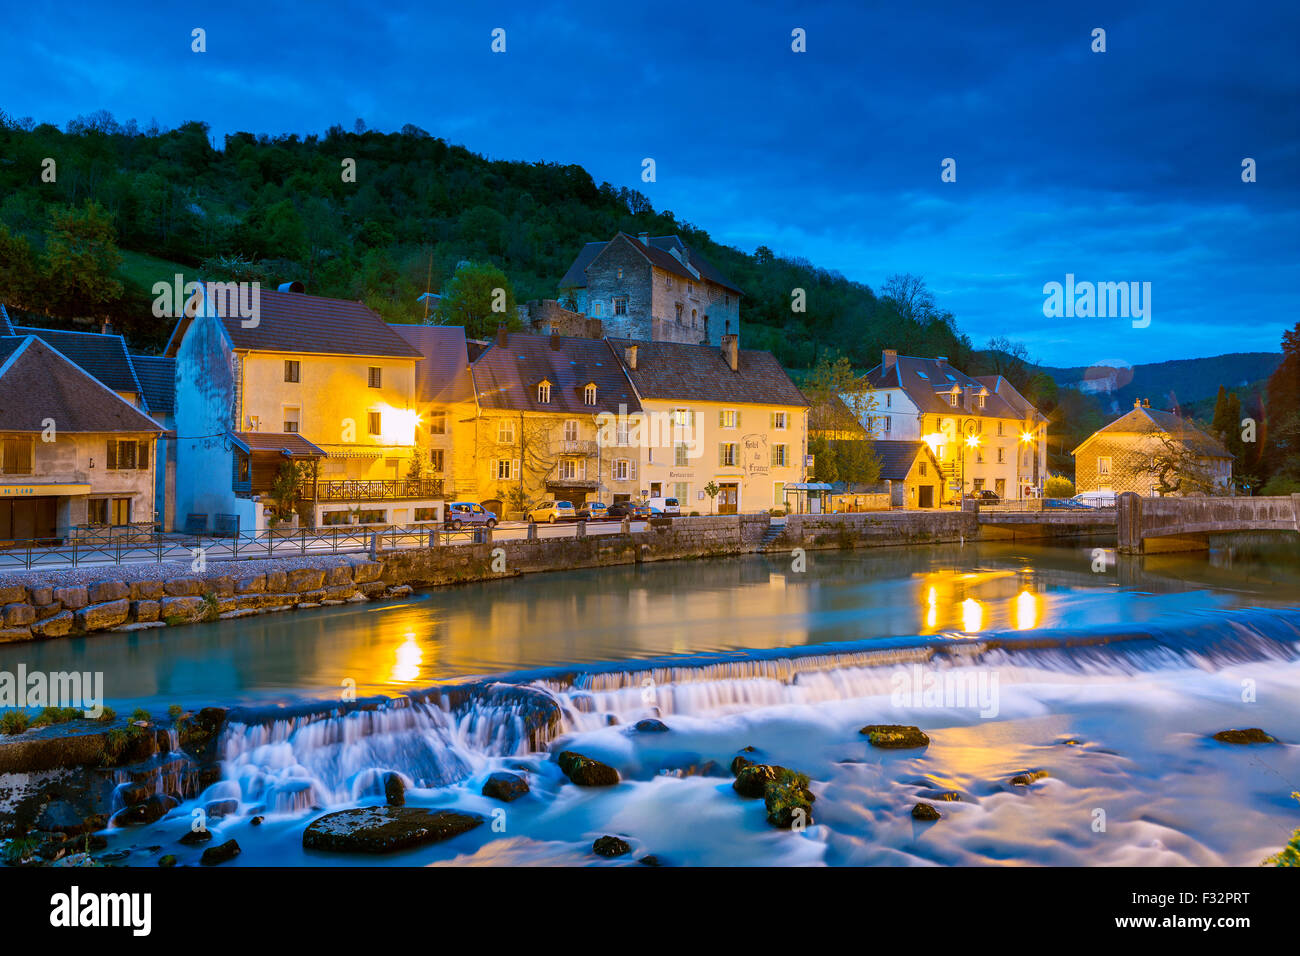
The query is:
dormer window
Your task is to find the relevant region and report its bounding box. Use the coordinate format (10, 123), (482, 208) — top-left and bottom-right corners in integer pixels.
(977, 393), (986, 410)
(537, 380), (552, 404)
(947, 391), (958, 407)
(583, 382), (597, 406)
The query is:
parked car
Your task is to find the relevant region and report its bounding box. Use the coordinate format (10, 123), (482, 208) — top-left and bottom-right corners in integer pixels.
(647, 496), (680, 516)
(526, 500), (576, 523)
(963, 490), (1001, 503)
(577, 501), (608, 520)
(606, 502), (650, 519)
(444, 501), (497, 529)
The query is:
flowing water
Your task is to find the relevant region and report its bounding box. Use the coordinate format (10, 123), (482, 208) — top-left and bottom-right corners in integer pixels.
(22, 536), (1300, 866)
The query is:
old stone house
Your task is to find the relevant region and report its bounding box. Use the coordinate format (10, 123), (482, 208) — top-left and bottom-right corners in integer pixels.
(1073, 399), (1233, 495)
(558, 232), (742, 346)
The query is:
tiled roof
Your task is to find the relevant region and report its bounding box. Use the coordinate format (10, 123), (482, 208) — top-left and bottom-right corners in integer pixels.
(130, 355), (176, 415)
(560, 233), (743, 295)
(866, 354), (1027, 420)
(610, 337), (808, 407)
(0, 337), (163, 433)
(1076, 406), (1231, 459)
(389, 324), (474, 405)
(869, 440), (932, 481)
(471, 332), (641, 414)
(230, 431), (327, 457)
(13, 325), (143, 399)
(185, 286), (422, 358)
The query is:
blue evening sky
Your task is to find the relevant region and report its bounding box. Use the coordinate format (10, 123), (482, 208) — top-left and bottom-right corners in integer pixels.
(4, 0), (1297, 366)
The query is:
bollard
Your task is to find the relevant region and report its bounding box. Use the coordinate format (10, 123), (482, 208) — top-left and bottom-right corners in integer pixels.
(576, 519), (586, 538)
(369, 530), (378, 559)
(527, 522), (538, 541)
(621, 517), (630, 534)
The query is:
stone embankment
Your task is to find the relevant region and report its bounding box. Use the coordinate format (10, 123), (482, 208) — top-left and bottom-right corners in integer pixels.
(0, 512), (983, 646)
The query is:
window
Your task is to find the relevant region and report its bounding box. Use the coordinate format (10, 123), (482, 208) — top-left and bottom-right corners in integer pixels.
(107, 439), (148, 470)
(1097, 456), (1112, 476)
(616, 267), (624, 280)
(675, 443), (689, 467)
(430, 449), (444, 473)
(771, 444), (788, 467)
(666, 276), (673, 289)
(947, 392), (958, 407)
(673, 408), (690, 427)
(997, 447), (1005, 463)
(560, 459), (577, 480)
(368, 367), (382, 388)
(429, 412), (446, 435)
(919, 461), (927, 477)
(497, 420), (515, 444)
(564, 419), (579, 442)
(885, 394), (892, 408)
(616, 420), (630, 446)
(773, 481), (784, 506)
(975, 448), (985, 464)
(284, 360), (300, 383)
(537, 381), (551, 404)
(675, 302), (683, 323)
(673, 482), (689, 502)
(613, 459), (630, 481)
(584, 383), (597, 405)
(496, 459), (515, 480)
(593, 302), (603, 317)
(88, 499), (108, 525)
(973, 478), (985, 491)
(771, 412), (787, 430)
(2, 437), (32, 475)
(111, 497), (131, 525)
(613, 297), (628, 316)
(720, 443), (738, 467)
(720, 409), (738, 429)
(977, 394), (986, 409)
(368, 411), (382, 436)
(414, 507), (439, 521)
(283, 407), (300, 433)
(997, 421), (1004, 437)
(882, 417), (891, 436)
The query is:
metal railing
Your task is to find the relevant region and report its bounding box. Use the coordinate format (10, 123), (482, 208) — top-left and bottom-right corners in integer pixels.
(303, 478), (445, 501)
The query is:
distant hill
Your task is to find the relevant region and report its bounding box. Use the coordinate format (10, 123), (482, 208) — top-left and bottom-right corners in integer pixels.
(1043, 353), (1281, 416)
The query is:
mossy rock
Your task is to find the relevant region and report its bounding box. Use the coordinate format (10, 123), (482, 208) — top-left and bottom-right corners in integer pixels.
(1212, 728), (1278, 745)
(557, 751), (620, 787)
(481, 771), (530, 802)
(912, 802), (941, 821)
(1009, 770), (1049, 787)
(302, 807), (484, 854)
(860, 724), (930, 749)
(730, 747), (761, 776)
(592, 835), (631, 857)
(200, 839), (241, 865)
(765, 778), (814, 829)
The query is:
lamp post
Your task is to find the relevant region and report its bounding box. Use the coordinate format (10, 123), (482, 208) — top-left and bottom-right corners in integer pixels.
(962, 426), (980, 504)
(1018, 428), (1034, 501)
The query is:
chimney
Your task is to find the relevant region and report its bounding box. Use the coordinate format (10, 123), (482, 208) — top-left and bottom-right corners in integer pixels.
(277, 280), (305, 293)
(882, 349), (897, 370)
(496, 323), (508, 348)
(1143, 398), (1150, 408)
(624, 343), (638, 370)
(1134, 397), (1142, 408)
(549, 329), (562, 350)
(722, 333), (739, 372)
(637, 231), (649, 243)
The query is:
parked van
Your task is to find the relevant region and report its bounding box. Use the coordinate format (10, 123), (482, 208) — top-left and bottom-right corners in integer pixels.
(647, 496), (680, 516)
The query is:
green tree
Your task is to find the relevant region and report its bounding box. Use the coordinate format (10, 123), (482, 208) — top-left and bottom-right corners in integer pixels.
(439, 261), (519, 338)
(41, 201), (123, 314)
(0, 226), (42, 310)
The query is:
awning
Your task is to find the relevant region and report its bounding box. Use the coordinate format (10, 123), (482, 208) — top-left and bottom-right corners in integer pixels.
(229, 431), (327, 458)
(0, 483), (92, 497)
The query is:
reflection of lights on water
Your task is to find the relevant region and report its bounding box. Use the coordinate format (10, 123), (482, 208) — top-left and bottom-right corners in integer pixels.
(926, 586), (938, 629)
(960, 598), (983, 633)
(1014, 590), (1039, 630)
(393, 632), (422, 682)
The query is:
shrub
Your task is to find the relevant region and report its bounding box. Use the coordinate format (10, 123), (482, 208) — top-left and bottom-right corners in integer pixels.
(130, 707), (151, 724)
(168, 704), (183, 721)
(1261, 475), (1300, 496)
(1043, 475), (1075, 498)
(97, 707), (116, 722)
(31, 707), (83, 728)
(1264, 792), (1300, 866)
(0, 711), (32, 735)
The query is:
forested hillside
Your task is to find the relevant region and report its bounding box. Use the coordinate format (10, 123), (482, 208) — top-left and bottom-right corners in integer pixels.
(0, 111), (974, 374)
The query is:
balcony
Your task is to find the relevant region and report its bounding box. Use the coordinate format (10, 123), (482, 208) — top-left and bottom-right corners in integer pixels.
(302, 478), (445, 502)
(558, 440), (599, 456)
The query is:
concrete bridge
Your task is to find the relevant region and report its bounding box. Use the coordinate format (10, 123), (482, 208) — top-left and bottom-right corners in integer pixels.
(1117, 493), (1300, 553)
(976, 504), (1117, 540)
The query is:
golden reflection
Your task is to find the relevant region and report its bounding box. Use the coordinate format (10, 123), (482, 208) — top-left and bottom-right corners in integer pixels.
(926, 586), (938, 629)
(1014, 590), (1040, 630)
(960, 598), (983, 633)
(393, 632), (422, 683)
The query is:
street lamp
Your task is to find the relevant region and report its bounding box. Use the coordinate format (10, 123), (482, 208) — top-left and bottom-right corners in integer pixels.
(962, 430), (980, 503)
(1017, 429), (1034, 501)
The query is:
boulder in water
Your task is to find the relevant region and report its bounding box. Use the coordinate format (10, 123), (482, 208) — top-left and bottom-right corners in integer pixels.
(384, 772), (406, 806)
(593, 835), (631, 857)
(765, 777), (814, 829)
(482, 771), (530, 802)
(1009, 770), (1049, 787)
(734, 765), (815, 803)
(639, 854), (665, 866)
(158, 854), (177, 867)
(634, 718), (669, 733)
(557, 751), (620, 787)
(179, 828), (212, 845)
(114, 793), (174, 826)
(860, 724), (930, 749)
(730, 747), (762, 776)
(201, 839), (241, 865)
(302, 807), (485, 854)
(912, 802), (941, 821)
(1212, 728), (1278, 745)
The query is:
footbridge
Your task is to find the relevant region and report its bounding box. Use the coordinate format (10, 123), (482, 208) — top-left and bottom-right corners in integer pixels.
(1117, 493), (1300, 554)
(976, 502), (1117, 540)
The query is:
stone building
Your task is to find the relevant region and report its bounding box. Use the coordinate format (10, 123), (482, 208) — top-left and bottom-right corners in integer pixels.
(1073, 399), (1233, 496)
(558, 232), (742, 346)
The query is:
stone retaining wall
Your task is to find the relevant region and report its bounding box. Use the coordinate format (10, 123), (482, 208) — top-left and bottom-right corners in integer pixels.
(0, 512), (979, 646)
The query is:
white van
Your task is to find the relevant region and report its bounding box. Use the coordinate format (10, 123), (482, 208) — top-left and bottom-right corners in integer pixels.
(647, 496), (681, 516)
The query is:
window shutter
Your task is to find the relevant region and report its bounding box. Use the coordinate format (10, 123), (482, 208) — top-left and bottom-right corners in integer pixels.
(138, 441), (149, 470)
(512, 459), (521, 480)
(770, 412), (776, 429)
(736, 411), (742, 428)
(770, 446), (777, 467)
(718, 410), (725, 428)
(630, 459), (637, 480)
(106, 440), (117, 470)
(719, 444), (725, 467)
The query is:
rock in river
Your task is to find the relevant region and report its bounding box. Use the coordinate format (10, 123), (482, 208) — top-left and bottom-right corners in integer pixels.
(557, 751), (620, 787)
(912, 803), (942, 821)
(592, 835), (631, 857)
(201, 839), (241, 865)
(1212, 728), (1278, 745)
(633, 718), (669, 733)
(302, 807), (485, 854)
(860, 724), (930, 749)
(482, 771), (530, 802)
